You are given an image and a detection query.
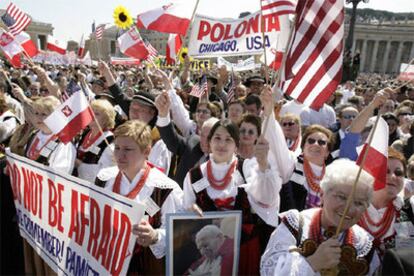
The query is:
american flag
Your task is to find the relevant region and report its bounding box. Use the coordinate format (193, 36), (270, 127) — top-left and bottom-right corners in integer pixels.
(281, 0), (344, 110)
(261, 0), (296, 17)
(1, 3), (31, 36)
(227, 70), (236, 104)
(190, 75), (207, 98)
(95, 24), (106, 40)
(145, 41), (158, 63)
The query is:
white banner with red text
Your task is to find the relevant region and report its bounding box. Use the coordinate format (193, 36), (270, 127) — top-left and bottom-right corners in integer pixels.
(399, 63), (414, 81)
(188, 11), (281, 58)
(5, 149), (145, 276)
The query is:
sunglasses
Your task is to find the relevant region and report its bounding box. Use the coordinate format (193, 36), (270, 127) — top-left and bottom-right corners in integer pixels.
(196, 109), (211, 115)
(342, 114), (356, 120)
(387, 169), (404, 177)
(306, 137), (328, 146)
(399, 112), (412, 116)
(240, 128), (256, 136)
(282, 122), (296, 127)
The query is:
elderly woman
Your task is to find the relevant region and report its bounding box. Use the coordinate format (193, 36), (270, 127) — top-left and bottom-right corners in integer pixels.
(358, 148), (414, 258)
(261, 159), (380, 275)
(183, 119), (282, 275)
(237, 114), (261, 159)
(279, 113), (302, 156)
(97, 120), (183, 274)
(74, 99), (116, 183)
(24, 96), (76, 173)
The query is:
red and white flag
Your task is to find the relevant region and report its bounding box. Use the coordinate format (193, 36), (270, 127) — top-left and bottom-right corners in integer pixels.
(0, 28), (22, 67)
(166, 34), (182, 65)
(15, 31), (38, 57)
(261, 0), (296, 17)
(281, 0), (344, 110)
(47, 35), (66, 55)
(117, 27), (149, 60)
(77, 34), (85, 58)
(356, 117), (389, 191)
(44, 91), (95, 144)
(136, 1), (196, 35)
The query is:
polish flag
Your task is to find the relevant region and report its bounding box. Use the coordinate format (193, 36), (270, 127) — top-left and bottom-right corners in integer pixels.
(117, 27), (149, 60)
(47, 35), (66, 55)
(356, 117), (389, 191)
(15, 31), (38, 57)
(77, 34), (85, 58)
(136, 1), (196, 35)
(166, 34), (182, 65)
(0, 28), (22, 68)
(44, 91), (95, 144)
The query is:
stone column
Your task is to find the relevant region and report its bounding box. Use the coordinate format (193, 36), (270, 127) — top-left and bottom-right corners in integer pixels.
(394, 41), (404, 73)
(369, 40), (379, 72)
(360, 39), (367, 72)
(409, 43), (414, 62)
(381, 41), (391, 74)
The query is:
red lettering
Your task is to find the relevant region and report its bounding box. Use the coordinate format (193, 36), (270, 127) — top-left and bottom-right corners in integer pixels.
(105, 208), (119, 270)
(197, 20), (211, 40)
(87, 198), (101, 256)
(48, 180), (65, 233)
(223, 24), (233, 40)
(8, 163), (22, 203)
(211, 23), (224, 42)
(78, 193), (90, 245)
(246, 14), (260, 34)
(68, 190), (80, 243)
(94, 205), (112, 265)
(234, 21), (247, 38)
(111, 212), (132, 275)
(21, 168), (43, 219)
(22, 168), (31, 211)
(266, 15), (280, 32)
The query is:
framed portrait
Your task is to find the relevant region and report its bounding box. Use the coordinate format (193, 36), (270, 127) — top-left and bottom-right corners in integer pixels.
(166, 211), (242, 276)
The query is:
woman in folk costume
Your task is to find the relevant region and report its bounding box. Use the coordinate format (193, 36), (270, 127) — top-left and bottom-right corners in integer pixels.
(24, 95), (76, 173)
(261, 159), (381, 276)
(358, 147), (414, 258)
(183, 118), (282, 275)
(74, 99), (115, 183)
(97, 120), (183, 274)
(279, 113), (302, 157)
(237, 114), (262, 159)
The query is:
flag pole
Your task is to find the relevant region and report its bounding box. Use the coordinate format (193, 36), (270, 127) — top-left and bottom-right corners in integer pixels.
(259, 0), (269, 84)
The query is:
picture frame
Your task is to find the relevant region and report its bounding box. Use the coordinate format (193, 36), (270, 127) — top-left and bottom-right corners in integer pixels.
(166, 211), (242, 276)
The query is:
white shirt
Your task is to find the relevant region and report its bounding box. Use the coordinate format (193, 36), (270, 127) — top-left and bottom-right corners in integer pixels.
(148, 139), (172, 174)
(183, 155), (282, 227)
(104, 166), (184, 259)
(280, 100), (306, 117)
(300, 104), (336, 128)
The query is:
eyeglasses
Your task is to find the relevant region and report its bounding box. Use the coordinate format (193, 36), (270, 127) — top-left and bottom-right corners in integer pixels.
(387, 168), (404, 177)
(196, 109), (211, 115)
(398, 112), (412, 116)
(282, 122), (296, 127)
(306, 137), (328, 146)
(342, 115), (357, 120)
(240, 128), (256, 136)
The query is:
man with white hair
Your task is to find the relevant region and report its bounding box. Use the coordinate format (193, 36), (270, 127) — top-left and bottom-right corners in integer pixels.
(186, 225), (234, 276)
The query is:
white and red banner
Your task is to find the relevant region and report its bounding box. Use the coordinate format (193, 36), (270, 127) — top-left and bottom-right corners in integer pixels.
(398, 63), (414, 82)
(166, 33), (182, 65)
(0, 28), (22, 67)
(44, 91), (94, 144)
(136, 1), (196, 36)
(15, 31), (38, 58)
(6, 149), (145, 275)
(110, 56), (141, 66)
(47, 35), (66, 55)
(357, 117), (389, 191)
(188, 11), (282, 58)
(117, 27), (149, 60)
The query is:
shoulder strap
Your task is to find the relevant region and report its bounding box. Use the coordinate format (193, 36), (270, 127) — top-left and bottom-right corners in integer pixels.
(190, 166), (203, 184)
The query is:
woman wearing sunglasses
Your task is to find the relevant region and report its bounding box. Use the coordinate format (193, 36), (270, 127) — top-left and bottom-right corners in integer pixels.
(279, 113), (302, 156)
(183, 119), (282, 275)
(237, 114), (261, 159)
(358, 147), (414, 259)
(261, 86), (334, 212)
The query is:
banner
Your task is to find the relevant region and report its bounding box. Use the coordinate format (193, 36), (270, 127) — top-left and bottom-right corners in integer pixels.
(188, 11), (281, 57)
(6, 150), (145, 276)
(190, 59), (211, 70)
(217, 56), (260, 71)
(399, 63), (414, 81)
(110, 57), (141, 66)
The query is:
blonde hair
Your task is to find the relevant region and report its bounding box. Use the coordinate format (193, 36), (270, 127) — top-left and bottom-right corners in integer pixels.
(114, 120), (152, 151)
(32, 96), (60, 115)
(280, 113), (301, 125)
(91, 99), (116, 130)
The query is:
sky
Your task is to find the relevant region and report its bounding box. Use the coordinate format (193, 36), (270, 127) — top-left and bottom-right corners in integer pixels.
(2, 0), (413, 44)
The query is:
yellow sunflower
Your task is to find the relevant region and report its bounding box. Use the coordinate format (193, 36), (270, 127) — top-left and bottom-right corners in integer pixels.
(178, 47), (188, 64)
(113, 6), (133, 29)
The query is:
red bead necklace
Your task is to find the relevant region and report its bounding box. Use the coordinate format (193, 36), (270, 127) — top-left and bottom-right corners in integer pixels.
(113, 163), (151, 199)
(206, 159), (238, 190)
(303, 158), (325, 193)
(358, 202), (395, 241)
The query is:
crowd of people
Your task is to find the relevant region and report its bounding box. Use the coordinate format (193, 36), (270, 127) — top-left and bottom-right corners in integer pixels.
(0, 55), (413, 275)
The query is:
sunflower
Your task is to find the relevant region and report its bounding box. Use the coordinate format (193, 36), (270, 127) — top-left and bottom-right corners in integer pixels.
(178, 47), (188, 64)
(113, 5), (133, 29)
